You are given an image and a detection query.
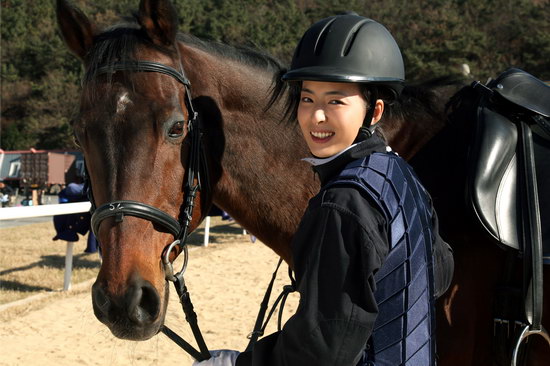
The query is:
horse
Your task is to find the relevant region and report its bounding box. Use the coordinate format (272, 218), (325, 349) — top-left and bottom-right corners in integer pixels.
(56, 0), (549, 364)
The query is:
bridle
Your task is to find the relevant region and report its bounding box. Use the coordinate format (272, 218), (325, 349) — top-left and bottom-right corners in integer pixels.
(85, 59), (211, 361)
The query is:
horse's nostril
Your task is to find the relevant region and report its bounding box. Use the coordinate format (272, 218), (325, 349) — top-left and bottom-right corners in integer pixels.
(127, 281), (160, 324)
(92, 283), (111, 321)
(140, 284), (160, 318)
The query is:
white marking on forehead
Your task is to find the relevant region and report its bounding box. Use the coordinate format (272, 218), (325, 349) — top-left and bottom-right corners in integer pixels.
(116, 92), (132, 114)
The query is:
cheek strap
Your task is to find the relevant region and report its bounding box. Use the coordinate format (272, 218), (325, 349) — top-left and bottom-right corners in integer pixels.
(354, 89), (379, 142)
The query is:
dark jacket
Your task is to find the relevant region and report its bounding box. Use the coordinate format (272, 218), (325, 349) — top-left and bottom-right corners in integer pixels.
(237, 136), (452, 366)
(52, 183), (91, 241)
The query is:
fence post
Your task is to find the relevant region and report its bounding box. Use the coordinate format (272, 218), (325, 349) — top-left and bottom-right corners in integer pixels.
(203, 216), (210, 247)
(63, 241), (75, 291)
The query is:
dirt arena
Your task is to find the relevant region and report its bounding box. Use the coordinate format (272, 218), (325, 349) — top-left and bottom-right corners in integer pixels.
(0, 233), (298, 365)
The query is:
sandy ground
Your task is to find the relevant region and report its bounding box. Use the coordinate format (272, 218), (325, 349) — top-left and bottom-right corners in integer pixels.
(0, 240), (299, 366)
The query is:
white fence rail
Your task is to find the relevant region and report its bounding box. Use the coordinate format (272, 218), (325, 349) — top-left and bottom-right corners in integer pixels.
(0, 202), (92, 220)
(0, 203), (212, 291)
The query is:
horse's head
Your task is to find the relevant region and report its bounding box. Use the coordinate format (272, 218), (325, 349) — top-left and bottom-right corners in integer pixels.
(57, 0), (207, 340)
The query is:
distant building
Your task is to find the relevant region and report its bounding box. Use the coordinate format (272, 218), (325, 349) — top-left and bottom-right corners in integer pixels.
(0, 150), (22, 184)
(0, 149), (84, 192)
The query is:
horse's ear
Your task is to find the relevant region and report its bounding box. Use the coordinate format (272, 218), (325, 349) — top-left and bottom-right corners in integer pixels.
(137, 0), (179, 47)
(56, 0), (97, 60)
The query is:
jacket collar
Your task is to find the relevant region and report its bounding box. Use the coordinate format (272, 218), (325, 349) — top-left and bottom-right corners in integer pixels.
(306, 135), (388, 186)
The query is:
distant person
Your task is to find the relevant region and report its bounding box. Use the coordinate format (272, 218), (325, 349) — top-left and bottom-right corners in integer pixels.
(53, 180), (98, 253)
(221, 211), (233, 221)
(0, 182), (14, 207)
(0, 192), (8, 207)
(209, 204), (234, 221)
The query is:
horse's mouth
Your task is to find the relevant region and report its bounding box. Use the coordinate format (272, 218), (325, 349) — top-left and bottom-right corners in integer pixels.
(106, 318), (164, 341)
(93, 301), (168, 340)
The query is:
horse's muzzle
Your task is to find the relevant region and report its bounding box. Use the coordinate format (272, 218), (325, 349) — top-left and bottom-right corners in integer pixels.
(92, 275), (167, 340)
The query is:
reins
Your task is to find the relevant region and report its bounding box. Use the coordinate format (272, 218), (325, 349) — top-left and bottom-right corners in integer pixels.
(86, 59), (211, 361)
(245, 259), (296, 352)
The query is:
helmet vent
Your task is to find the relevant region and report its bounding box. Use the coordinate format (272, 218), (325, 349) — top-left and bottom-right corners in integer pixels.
(314, 17), (337, 56)
(342, 19), (369, 57)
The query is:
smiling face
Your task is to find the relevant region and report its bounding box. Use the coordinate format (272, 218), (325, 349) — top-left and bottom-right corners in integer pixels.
(297, 81), (369, 158)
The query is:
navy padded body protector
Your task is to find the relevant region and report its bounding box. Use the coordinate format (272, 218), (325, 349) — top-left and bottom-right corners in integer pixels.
(326, 152), (436, 366)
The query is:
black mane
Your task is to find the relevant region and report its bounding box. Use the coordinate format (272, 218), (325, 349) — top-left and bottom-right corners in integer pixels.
(83, 22), (285, 84)
(177, 33), (285, 74)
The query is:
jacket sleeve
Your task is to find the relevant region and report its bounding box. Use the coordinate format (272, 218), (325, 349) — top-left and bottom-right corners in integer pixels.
(237, 195), (389, 366)
(430, 206), (454, 298)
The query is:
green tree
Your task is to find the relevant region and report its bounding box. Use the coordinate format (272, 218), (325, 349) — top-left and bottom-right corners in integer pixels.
(1, 0), (549, 151)
(1, 120), (36, 150)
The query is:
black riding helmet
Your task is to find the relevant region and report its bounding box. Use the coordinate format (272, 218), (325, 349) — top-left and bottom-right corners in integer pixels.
(283, 14), (404, 94)
(282, 14), (405, 140)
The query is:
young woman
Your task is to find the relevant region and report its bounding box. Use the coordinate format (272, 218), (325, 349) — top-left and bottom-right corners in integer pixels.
(194, 14), (454, 366)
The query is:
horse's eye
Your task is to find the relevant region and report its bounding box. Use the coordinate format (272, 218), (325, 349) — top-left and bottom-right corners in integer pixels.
(168, 121), (184, 138)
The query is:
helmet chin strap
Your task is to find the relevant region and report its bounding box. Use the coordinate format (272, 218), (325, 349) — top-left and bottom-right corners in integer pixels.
(354, 90), (379, 142)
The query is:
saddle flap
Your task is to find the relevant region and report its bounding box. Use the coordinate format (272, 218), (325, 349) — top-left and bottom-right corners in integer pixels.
(468, 105), (521, 250)
(491, 68), (550, 118)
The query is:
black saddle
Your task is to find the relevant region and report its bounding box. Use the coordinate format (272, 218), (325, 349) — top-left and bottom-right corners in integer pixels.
(493, 68), (550, 118)
(465, 67), (550, 366)
(467, 68), (550, 260)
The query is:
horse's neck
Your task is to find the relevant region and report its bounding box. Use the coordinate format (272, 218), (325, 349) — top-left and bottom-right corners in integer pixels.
(182, 43), (316, 263)
(383, 118), (435, 160)
(383, 82), (459, 160)
(407, 100), (472, 239)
